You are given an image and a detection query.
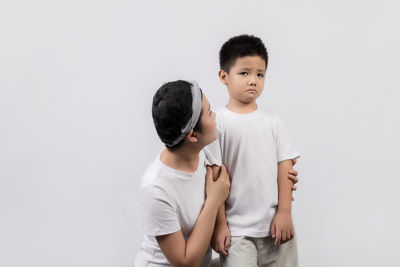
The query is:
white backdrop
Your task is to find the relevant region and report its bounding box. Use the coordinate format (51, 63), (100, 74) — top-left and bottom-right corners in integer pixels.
(1, 0), (400, 266)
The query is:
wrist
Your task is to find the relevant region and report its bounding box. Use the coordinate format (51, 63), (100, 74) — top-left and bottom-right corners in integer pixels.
(216, 215), (227, 226)
(277, 199), (292, 212)
(277, 207), (292, 214)
(205, 197), (221, 209)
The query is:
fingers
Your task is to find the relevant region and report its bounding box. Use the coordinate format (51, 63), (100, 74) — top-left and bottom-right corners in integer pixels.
(214, 240), (219, 254)
(206, 166), (213, 182)
(281, 230), (292, 245)
(220, 164), (227, 173)
(225, 234), (231, 253)
(282, 229), (294, 245)
(291, 184), (296, 201)
(288, 174), (298, 184)
(286, 230), (291, 241)
(275, 230), (281, 246)
(218, 238), (227, 256)
(219, 164), (228, 180)
(271, 223), (276, 239)
(281, 231), (289, 245)
(219, 165), (231, 190)
(281, 231), (286, 243)
(210, 165), (221, 181)
(288, 174), (298, 182)
(213, 234), (229, 256)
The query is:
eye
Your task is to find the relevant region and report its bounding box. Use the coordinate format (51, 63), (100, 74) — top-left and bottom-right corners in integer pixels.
(240, 72), (248, 76)
(257, 73), (264, 78)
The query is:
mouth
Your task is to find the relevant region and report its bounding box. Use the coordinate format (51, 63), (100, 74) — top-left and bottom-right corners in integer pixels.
(246, 88), (257, 93)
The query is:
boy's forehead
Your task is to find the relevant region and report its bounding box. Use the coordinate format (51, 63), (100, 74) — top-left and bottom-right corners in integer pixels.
(231, 55), (266, 70)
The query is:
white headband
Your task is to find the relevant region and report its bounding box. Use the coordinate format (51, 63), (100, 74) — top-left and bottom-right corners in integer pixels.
(166, 81), (202, 147)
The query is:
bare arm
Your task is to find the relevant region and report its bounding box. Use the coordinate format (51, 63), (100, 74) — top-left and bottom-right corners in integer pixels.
(156, 198), (220, 267)
(210, 165), (227, 227)
(210, 165), (227, 229)
(156, 166), (230, 267)
(209, 165), (231, 255)
(270, 159), (296, 246)
(277, 160), (294, 213)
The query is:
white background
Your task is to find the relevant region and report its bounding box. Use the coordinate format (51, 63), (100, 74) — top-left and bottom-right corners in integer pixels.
(1, 0), (400, 266)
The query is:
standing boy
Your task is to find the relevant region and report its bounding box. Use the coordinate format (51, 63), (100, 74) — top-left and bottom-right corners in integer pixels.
(205, 35), (300, 267)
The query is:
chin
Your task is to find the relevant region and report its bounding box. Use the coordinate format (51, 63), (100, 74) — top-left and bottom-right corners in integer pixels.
(241, 98), (256, 103)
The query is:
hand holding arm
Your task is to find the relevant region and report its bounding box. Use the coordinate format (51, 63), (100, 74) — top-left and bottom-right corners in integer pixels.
(156, 165), (230, 267)
(209, 165), (231, 255)
(288, 158), (299, 200)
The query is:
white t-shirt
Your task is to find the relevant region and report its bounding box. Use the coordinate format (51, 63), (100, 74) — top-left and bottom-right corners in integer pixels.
(135, 151), (211, 267)
(203, 106), (300, 238)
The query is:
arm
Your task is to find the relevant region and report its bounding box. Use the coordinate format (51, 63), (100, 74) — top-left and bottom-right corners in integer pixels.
(270, 159), (295, 246)
(210, 165), (231, 256)
(278, 160), (294, 211)
(156, 199), (220, 267)
(156, 166), (230, 267)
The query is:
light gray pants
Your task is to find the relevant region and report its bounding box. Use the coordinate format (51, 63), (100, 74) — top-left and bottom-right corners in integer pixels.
(211, 235), (298, 267)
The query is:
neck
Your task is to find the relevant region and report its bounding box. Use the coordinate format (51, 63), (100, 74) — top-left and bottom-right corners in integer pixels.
(226, 98), (257, 114)
(160, 144), (201, 173)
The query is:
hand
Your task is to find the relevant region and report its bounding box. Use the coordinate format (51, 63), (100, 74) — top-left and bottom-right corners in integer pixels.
(211, 219), (231, 256)
(205, 165), (230, 207)
(270, 210), (294, 246)
(289, 159), (299, 201)
(210, 165), (221, 182)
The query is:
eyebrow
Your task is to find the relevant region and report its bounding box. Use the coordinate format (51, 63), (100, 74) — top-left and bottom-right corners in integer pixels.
(239, 68), (266, 72)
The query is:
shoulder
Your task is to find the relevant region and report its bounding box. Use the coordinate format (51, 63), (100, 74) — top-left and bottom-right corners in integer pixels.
(140, 155), (176, 198)
(258, 107), (286, 125)
(214, 107), (225, 121)
(259, 107), (280, 119)
(140, 156), (163, 189)
(213, 107), (227, 132)
(199, 149), (206, 163)
(140, 174), (174, 211)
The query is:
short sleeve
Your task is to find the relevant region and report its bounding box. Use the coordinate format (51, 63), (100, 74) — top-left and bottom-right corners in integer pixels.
(203, 129), (222, 166)
(140, 185), (181, 236)
(274, 115), (300, 163)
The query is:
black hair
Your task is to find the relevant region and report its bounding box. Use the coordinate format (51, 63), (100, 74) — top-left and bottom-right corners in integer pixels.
(152, 80), (203, 151)
(219, 34), (268, 73)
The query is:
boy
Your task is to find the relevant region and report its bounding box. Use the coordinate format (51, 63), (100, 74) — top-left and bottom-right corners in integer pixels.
(204, 35), (300, 266)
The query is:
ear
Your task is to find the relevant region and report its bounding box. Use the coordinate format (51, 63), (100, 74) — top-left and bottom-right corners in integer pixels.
(185, 130), (199, 143)
(218, 70), (228, 85)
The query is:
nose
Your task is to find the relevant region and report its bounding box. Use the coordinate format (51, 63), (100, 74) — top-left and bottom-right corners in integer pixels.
(248, 75), (256, 86)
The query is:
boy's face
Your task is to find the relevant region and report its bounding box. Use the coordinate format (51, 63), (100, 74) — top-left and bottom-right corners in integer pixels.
(220, 55), (266, 105)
